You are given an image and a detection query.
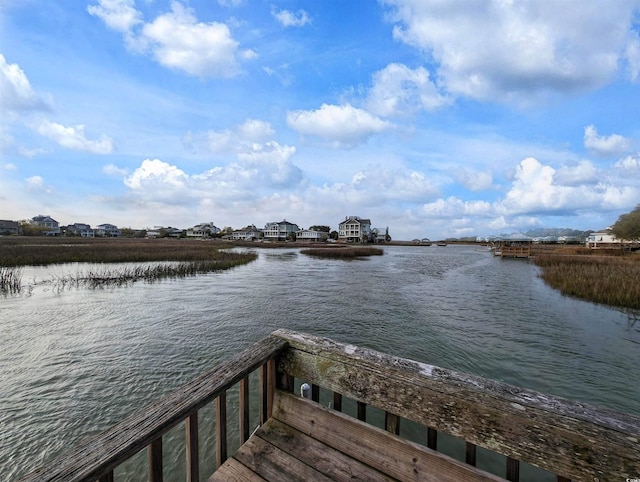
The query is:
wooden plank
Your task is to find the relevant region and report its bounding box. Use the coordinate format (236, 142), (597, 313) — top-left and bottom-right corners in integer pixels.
(427, 427), (437, 450)
(216, 391), (228, 467)
(233, 434), (335, 482)
(255, 417), (397, 482)
(186, 413), (199, 482)
(385, 412), (400, 435)
(506, 457), (519, 482)
(333, 392), (343, 412)
(148, 437), (163, 482)
(19, 335), (287, 482)
(208, 457), (267, 482)
(260, 364), (268, 424)
(273, 390), (504, 482)
(239, 376), (250, 443)
(466, 442), (477, 466)
(274, 330), (640, 481)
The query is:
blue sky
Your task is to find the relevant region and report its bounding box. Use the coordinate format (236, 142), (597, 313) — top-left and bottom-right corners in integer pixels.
(1, 0), (640, 240)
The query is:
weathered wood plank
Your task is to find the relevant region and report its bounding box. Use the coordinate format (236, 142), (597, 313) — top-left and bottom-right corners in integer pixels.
(239, 376), (250, 443)
(255, 417), (397, 482)
(273, 329), (640, 481)
(273, 390), (505, 482)
(148, 437), (163, 482)
(186, 413), (199, 482)
(207, 457), (267, 482)
(216, 391), (228, 467)
(233, 434), (335, 482)
(18, 335), (287, 482)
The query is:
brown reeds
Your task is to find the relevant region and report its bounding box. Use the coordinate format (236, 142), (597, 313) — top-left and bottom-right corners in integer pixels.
(0, 267), (22, 294)
(300, 247), (384, 258)
(534, 253), (640, 310)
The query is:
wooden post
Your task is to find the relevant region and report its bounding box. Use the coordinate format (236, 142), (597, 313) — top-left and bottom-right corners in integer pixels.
(98, 472), (114, 482)
(148, 437), (163, 482)
(239, 376), (250, 443)
(357, 401), (367, 422)
(506, 457), (520, 482)
(333, 392), (343, 412)
(385, 412), (400, 435)
(216, 391), (227, 467)
(266, 357), (275, 419)
(427, 427), (437, 450)
(465, 442), (476, 466)
(311, 383), (320, 402)
(186, 413), (199, 482)
(260, 363), (268, 424)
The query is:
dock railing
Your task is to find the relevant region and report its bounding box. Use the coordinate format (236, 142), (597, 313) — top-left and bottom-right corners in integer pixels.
(19, 330), (640, 482)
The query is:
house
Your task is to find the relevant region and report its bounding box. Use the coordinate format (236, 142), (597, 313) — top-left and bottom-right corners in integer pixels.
(296, 229), (328, 242)
(146, 226), (182, 238)
(186, 222), (220, 238)
(31, 215), (60, 235)
(338, 216), (371, 243)
(371, 227), (390, 243)
(66, 223), (94, 237)
(586, 229), (620, 249)
(95, 224), (121, 237)
(223, 225), (262, 241)
(0, 220), (23, 235)
(263, 220), (299, 241)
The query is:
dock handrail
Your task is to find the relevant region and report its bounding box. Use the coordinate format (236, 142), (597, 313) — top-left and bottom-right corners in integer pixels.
(19, 329), (640, 481)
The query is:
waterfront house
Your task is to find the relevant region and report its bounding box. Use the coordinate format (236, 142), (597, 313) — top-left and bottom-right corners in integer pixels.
(338, 216), (371, 243)
(30, 215), (60, 235)
(296, 228), (329, 242)
(223, 225), (262, 241)
(66, 223), (94, 237)
(264, 220), (299, 241)
(0, 220), (23, 235)
(586, 229), (620, 249)
(95, 223), (121, 237)
(186, 222), (220, 238)
(371, 226), (390, 243)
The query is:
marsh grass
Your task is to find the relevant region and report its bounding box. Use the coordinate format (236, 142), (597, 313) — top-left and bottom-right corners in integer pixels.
(534, 254), (640, 310)
(300, 247), (384, 258)
(0, 267), (22, 294)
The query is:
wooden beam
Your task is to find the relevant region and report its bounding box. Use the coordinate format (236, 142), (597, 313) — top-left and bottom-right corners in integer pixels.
(216, 391), (228, 467)
(186, 413), (199, 482)
(239, 376), (250, 443)
(148, 437), (163, 482)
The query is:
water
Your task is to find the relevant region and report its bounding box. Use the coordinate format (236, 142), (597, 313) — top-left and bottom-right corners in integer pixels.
(1, 245), (639, 480)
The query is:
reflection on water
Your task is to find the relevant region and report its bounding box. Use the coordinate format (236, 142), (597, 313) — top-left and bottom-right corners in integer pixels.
(1, 245), (638, 480)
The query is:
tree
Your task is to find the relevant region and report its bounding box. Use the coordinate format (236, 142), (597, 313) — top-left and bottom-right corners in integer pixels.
(610, 205), (640, 242)
(310, 225), (331, 232)
(329, 230), (338, 240)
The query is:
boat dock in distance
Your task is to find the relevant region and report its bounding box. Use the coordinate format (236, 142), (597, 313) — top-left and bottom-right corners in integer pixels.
(19, 330), (640, 482)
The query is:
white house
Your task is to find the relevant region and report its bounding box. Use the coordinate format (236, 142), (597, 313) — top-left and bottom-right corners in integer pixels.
(586, 229), (620, 249)
(31, 215), (60, 235)
(264, 220), (299, 241)
(296, 229), (329, 242)
(223, 225), (262, 241)
(95, 223), (121, 237)
(338, 216), (371, 243)
(371, 227), (390, 243)
(187, 222), (220, 238)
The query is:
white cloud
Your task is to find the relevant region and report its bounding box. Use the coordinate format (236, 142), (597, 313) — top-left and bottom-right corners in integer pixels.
(455, 168), (494, 192)
(271, 7), (311, 28)
(616, 154), (640, 170)
(87, 0), (142, 33)
(188, 118), (276, 153)
(383, 0), (639, 101)
(88, 0), (255, 78)
(420, 197), (492, 218)
(0, 54), (48, 112)
(584, 125), (630, 157)
(125, 158), (188, 191)
(366, 63), (450, 117)
(217, 0), (243, 7)
(103, 163), (129, 176)
(555, 160), (599, 185)
(287, 103), (393, 148)
(626, 32), (640, 82)
(36, 120), (114, 154)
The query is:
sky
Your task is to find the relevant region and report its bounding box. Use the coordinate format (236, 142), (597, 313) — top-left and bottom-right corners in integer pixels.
(1, 0), (640, 240)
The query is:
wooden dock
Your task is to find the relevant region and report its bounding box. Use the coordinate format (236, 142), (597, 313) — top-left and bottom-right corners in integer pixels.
(18, 330), (640, 482)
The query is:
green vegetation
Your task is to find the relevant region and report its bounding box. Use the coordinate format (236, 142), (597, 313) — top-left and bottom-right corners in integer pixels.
(610, 204), (640, 242)
(300, 247), (383, 258)
(534, 253), (640, 310)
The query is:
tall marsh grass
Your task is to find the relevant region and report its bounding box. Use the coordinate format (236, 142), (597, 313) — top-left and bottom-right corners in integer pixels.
(534, 254), (640, 310)
(0, 267), (22, 294)
(300, 247), (384, 258)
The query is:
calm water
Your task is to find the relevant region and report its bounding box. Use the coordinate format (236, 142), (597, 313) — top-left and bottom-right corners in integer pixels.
(1, 245), (639, 480)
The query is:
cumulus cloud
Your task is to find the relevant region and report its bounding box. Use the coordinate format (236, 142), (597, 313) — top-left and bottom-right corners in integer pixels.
(187, 119), (275, 153)
(88, 0), (255, 78)
(103, 163), (129, 176)
(0, 54), (49, 112)
(125, 158), (188, 192)
(366, 63), (450, 117)
(616, 154), (640, 170)
(584, 125), (630, 157)
(383, 0), (639, 101)
(271, 7), (311, 27)
(455, 168), (494, 192)
(287, 103), (393, 148)
(36, 120), (114, 154)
